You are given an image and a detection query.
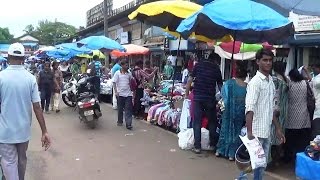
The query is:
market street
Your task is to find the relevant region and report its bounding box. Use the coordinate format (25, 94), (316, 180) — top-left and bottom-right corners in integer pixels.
(25, 103), (287, 180)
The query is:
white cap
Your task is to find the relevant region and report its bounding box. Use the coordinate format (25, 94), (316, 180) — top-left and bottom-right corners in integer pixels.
(8, 43), (25, 57)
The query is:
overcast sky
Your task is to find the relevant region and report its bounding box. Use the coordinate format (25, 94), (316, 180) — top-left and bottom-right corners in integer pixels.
(0, 0), (132, 37)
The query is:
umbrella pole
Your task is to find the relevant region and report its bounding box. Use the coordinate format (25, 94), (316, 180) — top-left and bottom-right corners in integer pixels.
(230, 31), (237, 78)
(170, 36), (182, 107)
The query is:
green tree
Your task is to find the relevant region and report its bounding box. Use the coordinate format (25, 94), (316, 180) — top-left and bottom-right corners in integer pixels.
(0, 27), (14, 43)
(24, 24), (35, 34)
(26, 20), (77, 45)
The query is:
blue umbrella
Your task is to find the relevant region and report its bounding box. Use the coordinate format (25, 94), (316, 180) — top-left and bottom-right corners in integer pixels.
(77, 36), (126, 52)
(176, 0), (294, 44)
(252, 0), (320, 17)
(55, 43), (92, 55)
(46, 48), (73, 60)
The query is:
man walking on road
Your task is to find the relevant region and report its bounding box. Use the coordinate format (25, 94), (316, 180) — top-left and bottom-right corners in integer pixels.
(185, 52), (223, 154)
(0, 43), (51, 180)
(113, 60), (133, 130)
(239, 48), (285, 180)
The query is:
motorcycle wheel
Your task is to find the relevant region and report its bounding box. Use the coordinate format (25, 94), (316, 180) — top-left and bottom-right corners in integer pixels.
(88, 120), (97, 129)
(62, 94), (76, 107)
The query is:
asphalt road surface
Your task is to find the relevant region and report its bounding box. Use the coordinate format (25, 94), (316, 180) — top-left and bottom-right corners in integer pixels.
(25, 103), (287, 180)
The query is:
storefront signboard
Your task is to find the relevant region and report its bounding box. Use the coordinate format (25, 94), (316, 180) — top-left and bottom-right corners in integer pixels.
(290, 12), (320, 32)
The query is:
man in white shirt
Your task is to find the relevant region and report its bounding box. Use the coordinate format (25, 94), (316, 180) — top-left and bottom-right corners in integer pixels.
(239, 49), (285, 180)
(312, 64), (320, 138)
(112, 60), (133, 130)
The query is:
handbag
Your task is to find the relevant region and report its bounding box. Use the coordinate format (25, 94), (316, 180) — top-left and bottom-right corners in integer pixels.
(306, 80), (316, 121)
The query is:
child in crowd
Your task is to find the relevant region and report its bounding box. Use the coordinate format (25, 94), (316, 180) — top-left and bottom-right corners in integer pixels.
(141, 84), (155, 120)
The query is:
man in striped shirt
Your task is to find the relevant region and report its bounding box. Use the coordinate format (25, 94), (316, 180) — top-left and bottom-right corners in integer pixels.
(185, 52), (223, 154)
(113, 60), (133, 130)
(132, 60), (158, 118)
(242, 48), (285, 180)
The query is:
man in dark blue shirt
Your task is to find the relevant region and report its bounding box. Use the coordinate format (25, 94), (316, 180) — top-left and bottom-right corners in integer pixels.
(185, 52), (223, 154)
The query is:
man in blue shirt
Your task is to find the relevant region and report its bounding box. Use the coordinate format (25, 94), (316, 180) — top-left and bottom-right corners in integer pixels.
(111, 59), (122, 77)
(185, 52), (223, 154)
(111, 59), (122, 109)
(0, 43), (51, 180)
(89, 55), (103, 100)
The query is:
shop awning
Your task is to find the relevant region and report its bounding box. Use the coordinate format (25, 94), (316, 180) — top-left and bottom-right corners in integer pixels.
(289, 33), (320, 46)
(22, 42), (38, 47)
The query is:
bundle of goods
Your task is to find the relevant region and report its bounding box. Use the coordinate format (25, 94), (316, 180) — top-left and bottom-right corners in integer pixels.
(147, 101), (181, 130)
(100, 79), (113, 95)
(296, 135), (320, 180)
(305, 135), (320, 161)
(158, 80), (185, 97)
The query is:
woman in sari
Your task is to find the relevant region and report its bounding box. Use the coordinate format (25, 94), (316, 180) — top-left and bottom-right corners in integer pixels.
(215, 63), (247, 161)
(270, 61), (288, 165)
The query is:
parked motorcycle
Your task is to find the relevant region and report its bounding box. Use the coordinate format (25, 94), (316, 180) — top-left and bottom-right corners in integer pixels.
(62, 78), (77, 107)
(76, 74), (102, 129)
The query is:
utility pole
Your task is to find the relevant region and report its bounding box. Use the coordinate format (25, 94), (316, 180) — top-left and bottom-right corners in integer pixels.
(103, 0), (110, 65)
(103, 0), (109, 37)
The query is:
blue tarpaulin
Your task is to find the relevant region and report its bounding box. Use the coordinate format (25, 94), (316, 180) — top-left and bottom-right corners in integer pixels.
(0, 44), (10, 52)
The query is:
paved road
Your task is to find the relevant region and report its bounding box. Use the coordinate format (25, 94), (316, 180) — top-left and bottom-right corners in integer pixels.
(25, 103), (283, 180)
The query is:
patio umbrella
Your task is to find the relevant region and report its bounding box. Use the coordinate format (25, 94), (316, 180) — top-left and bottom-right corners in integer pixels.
(176, 0), (294, 44)
(77, 50), (106, 59)
(46, 48), (73, 60)
(55, 43), (92, 55)
(111, 44), (150, 57)
(77, 36), (125, 52)
(34, 46), (55, 55)
(218, 41), (273, 54)
(128, 0), (223, 42)
(215, 42), (274, 60)
(251, 0), (320, 17)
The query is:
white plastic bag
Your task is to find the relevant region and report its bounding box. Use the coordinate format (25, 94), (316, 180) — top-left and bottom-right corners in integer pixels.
(239, 135), (267, 169)
(179, 99), (191, 132)
(178, 128), (194, 150)
(201, 128), (211, 150)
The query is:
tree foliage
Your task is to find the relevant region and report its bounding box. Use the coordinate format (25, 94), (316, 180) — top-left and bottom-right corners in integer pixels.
(25, 20), (77, 45)
(0, 27), (14, 44)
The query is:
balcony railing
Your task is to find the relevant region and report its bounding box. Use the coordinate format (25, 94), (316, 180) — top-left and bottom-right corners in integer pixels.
(86, 0), (158, 27)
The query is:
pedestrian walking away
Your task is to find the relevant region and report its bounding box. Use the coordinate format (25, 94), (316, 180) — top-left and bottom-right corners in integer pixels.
(185, 52), (223, 154)
(51, 61), (63, 113)
(113, 60), (134, 130)
(0, 43), (51, 180)
(88, 55), (103, 101)
(38, 61), (54, 114)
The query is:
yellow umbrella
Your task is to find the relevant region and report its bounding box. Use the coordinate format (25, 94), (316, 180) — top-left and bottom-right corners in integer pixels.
(129, 0), (232, 43)
(77, 50), (106, 59)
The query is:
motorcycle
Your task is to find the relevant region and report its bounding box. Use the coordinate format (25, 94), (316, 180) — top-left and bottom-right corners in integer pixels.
(62, 78), (77, 107)
(76, 74), (102, 129)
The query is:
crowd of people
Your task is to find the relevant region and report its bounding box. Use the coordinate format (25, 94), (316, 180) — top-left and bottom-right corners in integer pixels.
(2, 41), (318, 180)
(182, 48), (320, 180)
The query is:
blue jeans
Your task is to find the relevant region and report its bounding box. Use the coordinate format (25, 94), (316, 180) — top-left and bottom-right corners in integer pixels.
(238, 138), (271, 180)
(117, 96), (133, 127)
(193, 100), (217, 149)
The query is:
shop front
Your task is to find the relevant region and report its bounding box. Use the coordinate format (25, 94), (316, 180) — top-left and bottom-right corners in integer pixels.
(288, 12), (320, 69)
